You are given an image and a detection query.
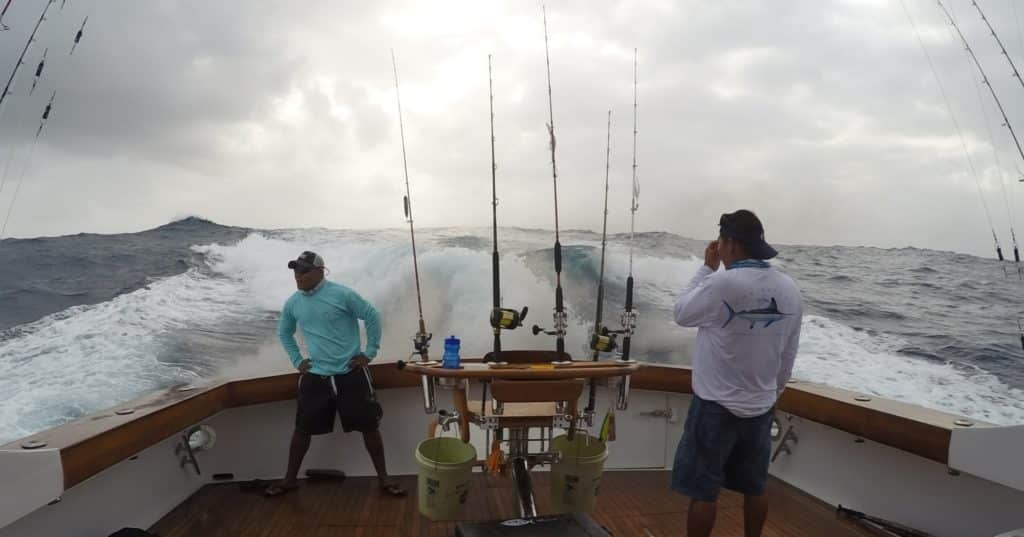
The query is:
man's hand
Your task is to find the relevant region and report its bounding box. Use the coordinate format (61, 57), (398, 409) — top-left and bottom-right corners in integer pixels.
(350, 354), (370, 368)
(704, 240), (721, 270)
(298, 359), (312, 374)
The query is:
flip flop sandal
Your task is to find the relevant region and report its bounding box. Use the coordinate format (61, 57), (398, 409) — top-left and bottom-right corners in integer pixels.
(380, 483), (407, 497)
(263, 484), (298, 497)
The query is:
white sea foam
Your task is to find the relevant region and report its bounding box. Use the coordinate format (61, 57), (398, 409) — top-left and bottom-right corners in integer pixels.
(795, 315), (1024, 425)
(4, 228), (1024, 445)
(0, 269), (262, 443)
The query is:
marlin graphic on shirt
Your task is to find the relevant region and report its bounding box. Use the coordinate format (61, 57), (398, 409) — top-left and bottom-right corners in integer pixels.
(722, 298), (789, 329)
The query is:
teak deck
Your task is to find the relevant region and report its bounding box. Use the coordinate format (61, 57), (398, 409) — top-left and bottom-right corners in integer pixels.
(151, 470), (876, 536)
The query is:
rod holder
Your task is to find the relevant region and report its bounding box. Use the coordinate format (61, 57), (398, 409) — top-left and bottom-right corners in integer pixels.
(616, 373), (632, 411)
(421, 376), (436, 414)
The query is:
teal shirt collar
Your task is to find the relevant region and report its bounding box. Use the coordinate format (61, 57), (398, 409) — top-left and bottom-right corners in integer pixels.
(726, 259), (770, 270)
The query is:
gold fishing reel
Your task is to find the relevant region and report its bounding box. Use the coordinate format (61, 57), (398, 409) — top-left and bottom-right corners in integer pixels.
(491, 307), (528, 330)
(589, 326), (618, 353)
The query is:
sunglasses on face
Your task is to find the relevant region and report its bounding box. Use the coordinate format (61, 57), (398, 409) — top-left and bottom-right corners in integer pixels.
(293, 266), (316, 275)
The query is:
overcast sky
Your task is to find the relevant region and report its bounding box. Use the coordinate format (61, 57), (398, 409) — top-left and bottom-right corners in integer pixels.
(1, 0), (1024, 256)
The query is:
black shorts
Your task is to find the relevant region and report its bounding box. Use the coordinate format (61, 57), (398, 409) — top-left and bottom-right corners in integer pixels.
(295, 368), (383, 435)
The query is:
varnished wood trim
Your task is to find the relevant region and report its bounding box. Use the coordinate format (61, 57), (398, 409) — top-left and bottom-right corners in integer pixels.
(7, 362), (957, 490)
(777, 386), (952, 464)
(626, 365), (952, 464)
(490, 380), (584, 403)
(402, 361), (640, 379)
(60, 388), (229, 489)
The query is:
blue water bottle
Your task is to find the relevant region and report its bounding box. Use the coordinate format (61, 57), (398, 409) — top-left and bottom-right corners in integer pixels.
(442, 335), (461, 369)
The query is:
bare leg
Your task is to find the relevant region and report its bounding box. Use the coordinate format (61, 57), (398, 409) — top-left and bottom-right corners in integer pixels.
(266, 429), (310, 495)
(362, 429), (404, 494)
(362, 430), (388, 480)
(283, 429), (312, 485)
(688, 498), (717, 537)
(743, 493), (768, 537)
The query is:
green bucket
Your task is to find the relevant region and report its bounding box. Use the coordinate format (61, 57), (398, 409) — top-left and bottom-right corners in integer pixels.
(550, 433), (608, 513)
(415, 437), (477, 520)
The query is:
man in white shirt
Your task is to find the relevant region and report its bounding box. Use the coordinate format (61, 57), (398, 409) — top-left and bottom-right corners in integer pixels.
(672, 210), (803, 537)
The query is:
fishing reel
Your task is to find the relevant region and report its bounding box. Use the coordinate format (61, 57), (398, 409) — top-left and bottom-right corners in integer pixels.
(589, 326), (618, 353)
(531, 310), (568, 337)
(619, 309), (638, 337)
(491, 307), (529, 330)
(411, 331), (433, 360)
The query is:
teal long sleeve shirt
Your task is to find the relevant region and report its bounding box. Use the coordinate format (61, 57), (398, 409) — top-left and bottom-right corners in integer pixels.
(278, 279), (382, 375)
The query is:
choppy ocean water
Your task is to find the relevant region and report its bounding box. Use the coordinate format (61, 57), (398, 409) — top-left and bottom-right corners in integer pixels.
(1, 217), (1022, 444)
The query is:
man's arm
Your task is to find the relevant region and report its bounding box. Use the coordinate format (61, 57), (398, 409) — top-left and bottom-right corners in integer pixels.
(277, 299), (305, 369)
(674, 240), (726, 328)
(349, 290), (381, 360)
(673, 265), (721, 327)
(776, 301), (803, 396)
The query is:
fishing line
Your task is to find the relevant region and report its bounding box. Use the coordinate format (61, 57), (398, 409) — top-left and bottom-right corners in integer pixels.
(901, 0), (1002, 260)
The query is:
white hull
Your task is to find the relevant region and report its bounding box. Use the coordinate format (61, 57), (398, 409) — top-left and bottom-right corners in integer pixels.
(2, 369), (1023, 537)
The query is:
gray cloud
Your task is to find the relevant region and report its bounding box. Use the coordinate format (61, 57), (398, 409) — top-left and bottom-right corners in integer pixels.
(1, 0), (1023, 257)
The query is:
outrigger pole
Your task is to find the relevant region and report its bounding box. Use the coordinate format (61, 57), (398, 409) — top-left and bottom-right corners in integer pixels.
(531, 6), (569, 357)
(391, 50), (435, 413)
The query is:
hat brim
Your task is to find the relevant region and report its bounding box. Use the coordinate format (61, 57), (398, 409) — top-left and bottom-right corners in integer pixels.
(747, 241), (778, 260)
(287, 260), (316, 270)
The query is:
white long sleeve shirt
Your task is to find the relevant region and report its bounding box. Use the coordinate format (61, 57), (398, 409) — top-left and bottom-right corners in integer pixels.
(674, 260), (803, 417)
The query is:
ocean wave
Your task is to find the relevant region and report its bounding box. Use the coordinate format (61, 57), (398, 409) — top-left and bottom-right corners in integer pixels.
(4, 222), (1024, 444)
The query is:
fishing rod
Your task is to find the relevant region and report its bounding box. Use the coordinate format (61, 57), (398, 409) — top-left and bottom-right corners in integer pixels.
(837, 506), (936, 537)
(482, 55), (529, 462)
(1, 90), (55, 238)
(971, 1), (1024, 96)
(0, 0), (55, 122)
(583, 110), (615, 415)
(530, 6), (568, 357)
(2, 3), (91, 234)
(599, 50), (642, 418)
(901, 0), (1003, 262)
(0, 0), (12, 30)
(965, 1), (1024, 266)
(937, 0), (1024, 185)
(391, 50), (434, 413)
(29, 48), (47, 96)
(970, 0), (1019, 268)
(487, 55), (529, 359)
(69, 16), (87, 55)
(619, 48), (640, 368)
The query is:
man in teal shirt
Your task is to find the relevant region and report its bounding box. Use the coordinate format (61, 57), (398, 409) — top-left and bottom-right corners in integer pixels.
(265, 251), (405, 497)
